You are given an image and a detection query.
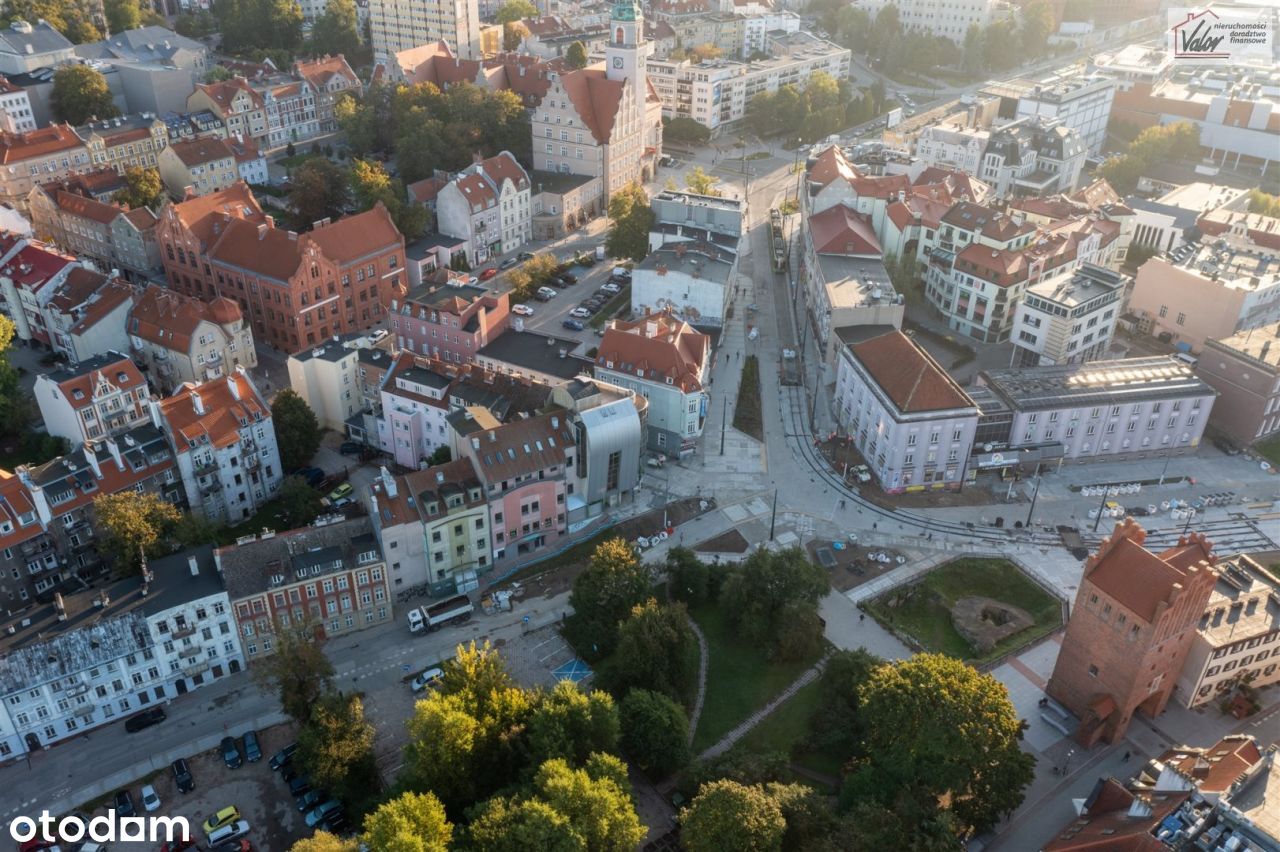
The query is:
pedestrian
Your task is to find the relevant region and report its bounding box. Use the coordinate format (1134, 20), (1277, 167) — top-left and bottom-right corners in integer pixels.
(859, 613), (865, 622)
(872, 522), (877, 530)
(1122, 750), (1131, 762)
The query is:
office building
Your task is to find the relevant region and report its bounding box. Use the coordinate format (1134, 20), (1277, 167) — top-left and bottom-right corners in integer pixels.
(1199, 323), (1280, 446)
(1010, 264), (1126, 367)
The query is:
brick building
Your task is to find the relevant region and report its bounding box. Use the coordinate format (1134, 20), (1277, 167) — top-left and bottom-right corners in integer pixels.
(1047, 519), (1219, 746)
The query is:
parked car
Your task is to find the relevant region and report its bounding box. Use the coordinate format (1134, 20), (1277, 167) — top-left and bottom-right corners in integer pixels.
(338, 441), (362, 455)
(18, 840), (57, 852)
(281, 766), (299, 784)
(270, 743), (298, 770)
(208, 841), (252, 852)
(296, 790), (329, 812)
(202, 807), (242, 836)
(322, 814), (350, 835)
(305, 800), (344, 828)
(141, 784), (161, 812)
(114, 790), (136, 818)
(559, 272), (578, 284)
(327, 483), (353, 503)
(555, 274), (576, 287)
(221, 736), (242, 769)
(517, 251), (535, 261)
(464, 275), (478, 285)
(289, 775), (313, 797)
(172, 757), (195, 793)
(511, 304), (535, 316)
(600, 282), (621, 294)
(243, 729), (262, 762)
(576, 254), (596, 267)
(479, 267), (498, 281)
(207, 821), (250, 847)
(411, 667), (444, 692)
(535, 286), (558, 301)
(562, 318), (585, 331)
(1213, 436), (1242, 456)
(160, 838), (199, 852)
(610, 266), (630, 280)
(294, 467), (325, 487)
(499, 257), (519, 269)
(569, 307), (591, 319)
(124, 707), (166, 733)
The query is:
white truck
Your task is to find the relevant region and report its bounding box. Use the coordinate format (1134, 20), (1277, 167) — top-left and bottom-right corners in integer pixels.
(407, 594), (475, 634)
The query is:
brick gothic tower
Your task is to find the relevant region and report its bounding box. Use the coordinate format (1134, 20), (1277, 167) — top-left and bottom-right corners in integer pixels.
(1047, 518), (1218, 747)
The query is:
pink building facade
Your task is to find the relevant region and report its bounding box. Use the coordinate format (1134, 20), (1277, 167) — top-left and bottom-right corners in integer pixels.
(388, 281), (510, 365)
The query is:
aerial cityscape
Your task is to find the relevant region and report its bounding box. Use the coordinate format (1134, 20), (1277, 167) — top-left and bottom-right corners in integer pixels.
(0, 0), (1276, 847)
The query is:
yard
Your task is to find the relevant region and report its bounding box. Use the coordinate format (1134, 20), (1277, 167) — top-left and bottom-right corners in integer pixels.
(689, 604), (823, 753)
(864, 558), (1062, 665)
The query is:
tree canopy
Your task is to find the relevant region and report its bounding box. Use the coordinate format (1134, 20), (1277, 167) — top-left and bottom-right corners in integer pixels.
(349, 158), (429, 240)
(720, 547), (828, 660)
(605, 182), (654, 263)
(251, 617), (335, 723)
(844, 654), (1035, 836)
(564, 538), (652, 660)
(1248, 189), (1280, 218)
(104, 0), (141, 34)
(52, 65), (120, 125)
(93, 491), (181, 574)
(565, 40), (588, 69)
(113, 166), (164, 210)
(1099, 122), (1201, 194)
(361, 791), (453, 852)
(288, 158), (352, 229)
(2, 0), (101, 42)
(495, 0), (535, 23)
(681, 780), (787, 852)
(296, 692), (376, 805)
(270, 388), (321, 471)
(685, 165), (722, 197)
(619, 688), (691, 777)
(746, 71), (847, 142)
(307, 0), (364, 63)
(662, 116), (711, 146)
(600, 597), (698, 703)
(215, 0), (304, 53)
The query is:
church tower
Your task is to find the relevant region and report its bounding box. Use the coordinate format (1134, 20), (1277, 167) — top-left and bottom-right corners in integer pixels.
(605, 0), (646, 89)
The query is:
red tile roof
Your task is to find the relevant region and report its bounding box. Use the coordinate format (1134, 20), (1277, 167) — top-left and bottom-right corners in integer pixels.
(560, 68), (624, 145)
(0, 240), (76, 293)
(294, 54), (359, 90)
(807, 145), (859, 188)
(53, 189), (123, 226)
(208, 217), (302, 282)
(307, 203), (403, 266)
(597, 309), (709, 392)
(169, 182), (265, 247)
(196, 78), (264, 112)
(168, 136), (234, 167)
(160, 371), (268, 451)
(1160, 735), (1262, 794)
(407, 176), (446, 204)
(46, 268), (133, 334)
(0, 124), (85, 164)
(467, 410), (574, 482)
(1086, 529), (1216, 623)
(850, 330), (975, 414)
(54, 354), (144, 411)
(130, 284), (242, 352)
(1043, 777), (1186, 852)
(455, 173), (497, 209)
(808, 205), (881, 256)
(477, 151), (529, 193)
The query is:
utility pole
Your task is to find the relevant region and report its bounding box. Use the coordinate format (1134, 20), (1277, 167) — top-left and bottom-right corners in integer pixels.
(768, 488), (778, 541)
(1025, 466), (1042, 529)
(809, 363), (824, 434)
(1091, 484), (1111, 533)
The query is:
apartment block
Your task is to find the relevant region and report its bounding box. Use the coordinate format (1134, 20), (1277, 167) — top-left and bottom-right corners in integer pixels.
(157, 137), (239, 199)
(435, 152), (532, 266)
(0, 125), (92, 210)
(129, 284), (258, 393)
(1198, 323), (1280, 446)
(26, 183), (161, 279)
(286, 332), (387, 432)
(42, 269), (134, 364)
(1010, 264), (1126, 367)
(35, 352), (152, 445)
(293, 55), (361, 133)
(0, 75), (36, 132)
(982, 73), (1116, 155)
(369, 0), (482, 60)
(387, 280), (510, 365)
(0, 235), (79, 347)
(77, 115), (169, 174)
(855, 0), (996, 42)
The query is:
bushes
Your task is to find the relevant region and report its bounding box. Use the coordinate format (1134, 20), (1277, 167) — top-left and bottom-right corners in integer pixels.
(563, 538), (651, 661)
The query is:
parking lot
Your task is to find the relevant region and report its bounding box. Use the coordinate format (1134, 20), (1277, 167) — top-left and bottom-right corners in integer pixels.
(497, 255), (629, 350)
(83, 723), (305, 851)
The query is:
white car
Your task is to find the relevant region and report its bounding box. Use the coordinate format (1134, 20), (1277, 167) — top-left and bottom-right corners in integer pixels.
(411, 667), (444, 692)
(600, 282), (621, 294)
(465, 275), (478, 285)
(569, 307), (591, 319)
(512, 304), (534, 316)
(140, 784), (161, 812)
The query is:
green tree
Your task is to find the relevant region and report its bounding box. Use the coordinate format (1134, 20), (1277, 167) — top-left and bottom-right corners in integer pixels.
(289, 157), (351, 228)
(522, 252), (560, 287)
(688, 43), (722, 63)
(765, 782), (839, 852)
(662, 116), (711, 146)
(806, 648), (880, 762)
(307, 0), (362, 61)
(685, 165), (722, 197)
(666, 546), (710, 605)
(495, 0), (535, 23)
(564, 537), (652, 660)
(834, 798), (961, 851)
(112, 166), (164, 210)
(1019, 0), (1054, 58)
(845, 654), (1035, 836)
(349, 158), (428, 240)
(167, 513), (226, 550)
(287, 833), (359, 852)
(270, 389), (322, 471)
(277, 475), (323, 528)
(175, 10), (217, 37)
(1248, 189), (1280, 217)
(469, 754), (645, 851)
(251, 616), (335, 723)
(565, 39), (588, 69)
(720, 547), (828, 660)
(297, 692), (377, 805)
(526, 680), (620, 769)
(438, 640), (514, 709)
(205, 65), (233, 83)
(601, 597), (698, 703)
(426, 445), (452, 466)
(0, 314), (32, 442)
(51, 64), (120, 125)
(681, 780), (786, 852)
(361, 792), (452, 852)
(503, 20), (529, 51)
(605, 182), (654, 263)
(93, 491), (181, 574)
(104, 0), (141, 33)
(619, 688), (690, 777)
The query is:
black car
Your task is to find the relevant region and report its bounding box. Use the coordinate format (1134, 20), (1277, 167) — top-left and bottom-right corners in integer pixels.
(281, 765), (299, 784)
(171, 757), (194, 793)
(292, 467), (325, 487)
(114, 790), (135, 818)
(289, 775), (313, 797)
(517, 251), (535, 261)
(559, 272), (578, 284)
(499, 257), (519, 270)
(221, 735), (242, 769)
(243, 729), (262, 762)
(338, 441), (362, 456)
(124, 707), (166, 733)
(271, 742), (299, 771)
(1213, 436), (1242, 456)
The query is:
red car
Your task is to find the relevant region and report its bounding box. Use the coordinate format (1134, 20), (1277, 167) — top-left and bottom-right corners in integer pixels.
(19, 839), (57, 852)
(159, 838), (198, 852)
(479, 268), (498, 281)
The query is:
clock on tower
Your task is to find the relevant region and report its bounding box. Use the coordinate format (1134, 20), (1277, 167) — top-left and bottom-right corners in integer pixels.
(613, 57), (623, 68)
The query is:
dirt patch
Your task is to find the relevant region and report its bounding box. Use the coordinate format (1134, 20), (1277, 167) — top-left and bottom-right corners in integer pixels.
(694, 529), (750, 554)
(950, 596), (1034, 654)
(806, 539), (905, 593)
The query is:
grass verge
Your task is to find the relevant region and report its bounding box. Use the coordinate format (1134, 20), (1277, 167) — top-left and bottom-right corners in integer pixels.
(731, 679), (842, 783)
(589, 285), (631, 328)
(864, 557), (1062, 665)
(1257, 437), (1280, 468)
(690, 604), (821, 753)
(732, 355), (763, 440)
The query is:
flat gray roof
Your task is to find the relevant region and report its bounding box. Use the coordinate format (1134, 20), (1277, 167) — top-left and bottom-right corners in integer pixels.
(979, 356), (1217, 412)
(477, 330), (592, 381)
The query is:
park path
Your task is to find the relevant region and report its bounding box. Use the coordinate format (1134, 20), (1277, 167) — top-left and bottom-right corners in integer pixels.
(697, 652), (832, 761)
(685, 615), (710, 747)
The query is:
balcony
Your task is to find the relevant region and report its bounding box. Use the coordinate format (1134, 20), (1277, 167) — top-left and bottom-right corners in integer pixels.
(178, 644), (201, 660)
(243, 454), (260, 472)
(171, 623), (196, 640)
(192, 457), (218, 475)
(19, 535), (53, 557)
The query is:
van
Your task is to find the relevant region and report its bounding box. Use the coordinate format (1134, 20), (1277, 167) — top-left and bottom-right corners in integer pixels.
(1172, 352), (1198, 367)
(207, 820), (250, 846)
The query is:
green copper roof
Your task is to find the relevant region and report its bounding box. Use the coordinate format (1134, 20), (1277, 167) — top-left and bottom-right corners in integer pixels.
(612, 0), (638, 21)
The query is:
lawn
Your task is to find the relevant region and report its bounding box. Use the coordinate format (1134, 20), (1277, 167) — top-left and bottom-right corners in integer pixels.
(690, 604), (822, 753)
(864, 558), (1062, 665)
(277, 152), (323, 170)
(731, 679), (843, 784)
(218, 495), (316, 545)
(1257, 436), (1280, 468)
(732, 355), (763, 441)
(588, 285), (631, 329)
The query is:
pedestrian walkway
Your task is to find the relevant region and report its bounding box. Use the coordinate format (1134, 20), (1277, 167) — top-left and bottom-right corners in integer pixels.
(697, 653), (830, 761)
(685, 616), (710, 747)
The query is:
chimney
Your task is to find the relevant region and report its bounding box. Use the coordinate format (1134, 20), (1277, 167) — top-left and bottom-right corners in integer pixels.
(191, 390), (205, 415)
(257, 223), (268, 240)
(227, 374), (240, 400)
(84, 446), (102, 478)
(104, 435), (123, 471)
(188, 555), (200, 576)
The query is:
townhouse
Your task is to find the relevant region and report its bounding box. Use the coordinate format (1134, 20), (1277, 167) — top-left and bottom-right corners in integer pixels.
(378, 352), (454, 469)
(155, 368), (283, 525)
(367, 460), (491, 595)
(260, 79), (318, 149)
(26, 184), (161, 279)
(216, 516), (391, 659)
(285, 331), (388, 432)
(157, 136), (239, 199)
(436, 152), (532, 267)
(186, 79), (267, 147)
(42, 268), (134, 363)
(388, 279), (510, 364)
(631, 241), (738, 331)
(293, 55), (361, 133)
(160, 109), (225, 145)
(0, 234), (79, 346)
(35, 352), (152, 446)
(129, 283), (258, 393)
(77, 115), (169, 174)
(0, 423), (182, 605)
(227, 135), (267, 187)
(594, 309), (710, 458)
(0, 544), (242, 759)
(0, 125), (92, 210)
(0, 75), (36, 132)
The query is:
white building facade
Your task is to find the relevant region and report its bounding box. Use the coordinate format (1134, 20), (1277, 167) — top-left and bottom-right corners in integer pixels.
(1011, 264), (1126, 367)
